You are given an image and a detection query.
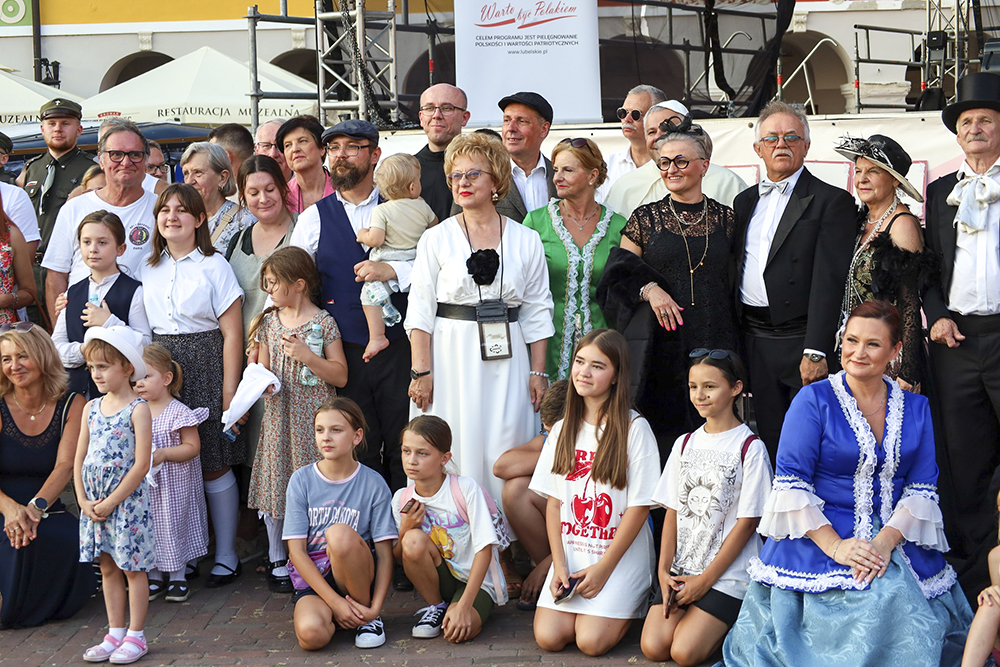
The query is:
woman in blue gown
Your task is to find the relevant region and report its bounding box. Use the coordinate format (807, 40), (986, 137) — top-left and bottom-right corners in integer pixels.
(722, 300), (972, 666)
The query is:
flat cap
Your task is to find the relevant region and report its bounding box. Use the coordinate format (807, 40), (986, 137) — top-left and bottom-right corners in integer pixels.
(321, 119), (380, 146)
(40, 98), (82, 120)
(498, 92), (553, 124)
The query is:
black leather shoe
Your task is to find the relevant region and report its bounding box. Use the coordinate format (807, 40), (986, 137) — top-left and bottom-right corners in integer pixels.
(268, 560), (293, 594)
(206, 561), (242, 588)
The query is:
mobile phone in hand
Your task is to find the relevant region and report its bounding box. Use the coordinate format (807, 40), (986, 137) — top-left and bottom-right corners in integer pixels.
(553, 576), (579, 604)
(400, 499), (416, 514)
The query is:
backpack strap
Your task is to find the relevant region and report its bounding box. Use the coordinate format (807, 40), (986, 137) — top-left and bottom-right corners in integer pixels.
(741, 434), (758, 463)
(449, 474), (469, 523)
(60, 392), (80, 436)
(447, 474), (506, 603)
(399, 484), (416, 511)
(680, 432), (694, 455)
(210, 204), (239, 245)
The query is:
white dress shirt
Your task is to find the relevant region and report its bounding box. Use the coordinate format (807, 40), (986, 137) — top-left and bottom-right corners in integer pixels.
(511, 154), (548, 213)
(739, 166), (805, 308)
(289, 185), (412, 292)
(0, 181), (40, 243)
(141, 249), (243, 334)
(596, 146), (638, 204)
(948, 157), (1000, 316)
(52, 273), (152, 367)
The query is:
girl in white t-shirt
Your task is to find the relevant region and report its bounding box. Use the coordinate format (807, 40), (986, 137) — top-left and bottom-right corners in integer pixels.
(392, 415), (507, 643)
(641, 349), (772, 665)
(529, 329), (659, 657)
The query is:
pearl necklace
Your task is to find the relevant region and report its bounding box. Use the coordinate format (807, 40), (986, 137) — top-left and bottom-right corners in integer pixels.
(840, 196), (899, 317)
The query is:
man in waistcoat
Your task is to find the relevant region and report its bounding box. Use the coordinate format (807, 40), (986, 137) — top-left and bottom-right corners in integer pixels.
(289, 119), (410, 495)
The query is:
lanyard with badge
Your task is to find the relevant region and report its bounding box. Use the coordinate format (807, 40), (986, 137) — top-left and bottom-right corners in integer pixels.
(461, 213), (512, 361)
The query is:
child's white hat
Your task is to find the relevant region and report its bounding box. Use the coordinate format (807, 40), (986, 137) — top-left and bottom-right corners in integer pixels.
(84, 326), (146, 381)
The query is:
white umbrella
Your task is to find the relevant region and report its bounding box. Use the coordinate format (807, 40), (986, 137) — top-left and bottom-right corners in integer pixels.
(0, 71), (85, 126)
(83, 46), (318, 125)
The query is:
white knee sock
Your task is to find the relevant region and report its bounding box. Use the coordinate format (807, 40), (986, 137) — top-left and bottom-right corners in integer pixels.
(204, 470), (239, 576)
(167, 568), (185, 582)
(263, 513), (288, 577)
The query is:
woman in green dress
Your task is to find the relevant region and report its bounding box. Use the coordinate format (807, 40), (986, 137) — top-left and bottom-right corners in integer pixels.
(523, 138), (626, 380)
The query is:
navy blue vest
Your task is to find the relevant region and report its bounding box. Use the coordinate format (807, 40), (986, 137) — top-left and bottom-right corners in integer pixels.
(314, 195), (408, 347)
(65, 273), (141, 396)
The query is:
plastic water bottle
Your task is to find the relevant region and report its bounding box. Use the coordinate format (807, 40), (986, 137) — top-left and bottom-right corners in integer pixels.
(89, 293), (101, 306)
(299, 323), (325, 386)
(364, 282), (402, 327)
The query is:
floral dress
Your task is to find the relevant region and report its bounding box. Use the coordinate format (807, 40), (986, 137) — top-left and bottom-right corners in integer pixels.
(79, 397), (156, 571)
(248, 309), (340, 518)
(149, 400), (209, 572)
(0, 226), (16, 324)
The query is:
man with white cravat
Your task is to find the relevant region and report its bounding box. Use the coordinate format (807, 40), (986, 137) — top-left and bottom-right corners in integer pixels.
(924, 72), (1000, 603)
(733, 101), (856, 461)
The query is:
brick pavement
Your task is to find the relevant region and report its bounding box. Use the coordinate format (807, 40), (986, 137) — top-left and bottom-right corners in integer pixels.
(0, 566), (716, 667)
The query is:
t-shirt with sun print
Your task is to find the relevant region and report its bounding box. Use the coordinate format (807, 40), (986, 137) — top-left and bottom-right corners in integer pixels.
(651, 422), (773, 600)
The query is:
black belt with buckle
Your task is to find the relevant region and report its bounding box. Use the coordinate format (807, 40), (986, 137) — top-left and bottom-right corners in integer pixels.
(436, 303), (519, 322)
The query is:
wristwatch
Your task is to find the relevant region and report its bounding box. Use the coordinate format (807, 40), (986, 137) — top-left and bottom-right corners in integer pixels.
(409, 369), (431, 381)
(28, 497), (48, 518)
(803, 353), (824, 364)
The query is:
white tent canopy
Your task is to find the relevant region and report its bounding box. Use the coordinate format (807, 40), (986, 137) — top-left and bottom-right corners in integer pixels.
(83, 46), (318, 126)
(0, 71), (85, 126)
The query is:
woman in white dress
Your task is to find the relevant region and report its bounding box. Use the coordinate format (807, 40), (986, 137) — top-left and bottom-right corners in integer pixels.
(405, 132), (554, 503)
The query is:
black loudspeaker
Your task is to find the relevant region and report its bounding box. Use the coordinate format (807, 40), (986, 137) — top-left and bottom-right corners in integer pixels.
(927, 31), (947, 50)
(917, 87), (947, 111)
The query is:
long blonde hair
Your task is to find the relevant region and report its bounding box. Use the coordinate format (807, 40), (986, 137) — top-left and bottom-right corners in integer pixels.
(551, 329), (633, 489)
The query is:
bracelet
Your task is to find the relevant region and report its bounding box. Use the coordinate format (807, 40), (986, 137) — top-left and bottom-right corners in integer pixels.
(529, 371), (549, 379)
(11, 291), (18, 309)
(831, 538), (844, 562)
(639, 281), (657, 302)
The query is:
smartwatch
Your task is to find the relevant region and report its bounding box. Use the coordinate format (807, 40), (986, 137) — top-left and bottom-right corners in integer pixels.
(410, 369), (431, 381)
(28, 497), (48, 518)
(804, 353), (824, 364)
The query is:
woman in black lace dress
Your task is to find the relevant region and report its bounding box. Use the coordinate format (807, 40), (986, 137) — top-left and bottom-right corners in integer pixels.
(833, 134), (932, 392)
(597, 121), (738, 457)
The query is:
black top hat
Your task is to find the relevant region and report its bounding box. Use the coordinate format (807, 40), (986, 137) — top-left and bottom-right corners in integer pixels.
(941, 72), (1000, 133)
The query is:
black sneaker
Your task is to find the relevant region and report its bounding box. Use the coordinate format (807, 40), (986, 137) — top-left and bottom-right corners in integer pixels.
(411, 604), (446, 638)
(165, 582), (190, 602)
(393, 564), (413, 591)
(355, 616), (386, 648)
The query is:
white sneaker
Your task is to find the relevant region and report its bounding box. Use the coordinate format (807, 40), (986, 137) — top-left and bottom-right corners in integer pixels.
(412, 604), (447, 638)
(355, 616), (386, 648)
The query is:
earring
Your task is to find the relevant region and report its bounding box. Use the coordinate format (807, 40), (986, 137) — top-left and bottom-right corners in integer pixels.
(491, 191), (499, 203)
(589, 181), (595, 186)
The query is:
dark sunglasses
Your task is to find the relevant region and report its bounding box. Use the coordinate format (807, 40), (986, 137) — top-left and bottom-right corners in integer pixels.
(558, 137), (598, 158)
(617, 107), (643, 121)
(689, 348), (731, 360)
(0, 322), (34, 334)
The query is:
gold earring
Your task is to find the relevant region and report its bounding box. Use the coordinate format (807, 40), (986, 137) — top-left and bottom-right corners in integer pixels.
(491, 191), (500, 202)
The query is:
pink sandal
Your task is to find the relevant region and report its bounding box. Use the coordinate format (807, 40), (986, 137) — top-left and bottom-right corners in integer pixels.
(83, 634), (122, 663)
(108, 636), (147, 664)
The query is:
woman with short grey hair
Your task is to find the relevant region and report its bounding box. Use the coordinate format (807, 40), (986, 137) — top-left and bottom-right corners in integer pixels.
(180, 142), (255, 252)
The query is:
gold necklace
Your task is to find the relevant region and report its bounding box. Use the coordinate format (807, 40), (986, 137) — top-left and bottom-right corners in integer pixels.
(670, 197), (710, 306)
(13, 394), (47, 421)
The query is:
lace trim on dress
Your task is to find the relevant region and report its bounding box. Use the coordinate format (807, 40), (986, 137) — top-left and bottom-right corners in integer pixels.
(897, 548), (958, 600)
(830, 372), (904, 539)
(748, 557), (865, 592)
(773, 475), (815, 493)
(900, 483), (940, 503)
(547, 198), (611, 380)
(0, 394), (68, 449)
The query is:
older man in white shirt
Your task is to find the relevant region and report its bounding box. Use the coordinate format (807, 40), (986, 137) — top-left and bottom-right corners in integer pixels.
(924, 72), (1000, 604)
(603, 100), (747, 219)
(596, 84), (665, 203)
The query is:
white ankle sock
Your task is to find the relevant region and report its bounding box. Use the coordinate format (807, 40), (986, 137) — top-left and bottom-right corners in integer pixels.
(204, 470), (239, 576)
(97, 627), (126, 653)
(126, 629), (145, 643)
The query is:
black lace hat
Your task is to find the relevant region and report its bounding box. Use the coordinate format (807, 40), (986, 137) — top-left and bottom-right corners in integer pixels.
(834, 134), (923, 203)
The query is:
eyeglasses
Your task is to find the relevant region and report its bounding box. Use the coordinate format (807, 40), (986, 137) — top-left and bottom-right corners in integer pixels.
(254, 141), (278, 151)
(325, 142), (372, 157)
(617, 107), (643, 122)
(760, 134), (803, 146)
(146, 163), (170, 175)
(419, 104), (465, 117)
(657, 155), (692, 171)
(689, 348), (732, 360)
(102, 150), (146, 164)
(446, 169), (491, 184)
(0, 322), (34, 334)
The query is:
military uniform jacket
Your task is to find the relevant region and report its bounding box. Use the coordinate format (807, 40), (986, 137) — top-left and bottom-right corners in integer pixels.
(21, 147), (94, 249)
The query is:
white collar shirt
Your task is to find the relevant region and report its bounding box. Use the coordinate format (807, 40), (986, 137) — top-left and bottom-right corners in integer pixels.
(141, 249), (244, 334)
(739, 166), (805, 307)
(948, 157), (1000, 316)
(511, 153), (548, 212)
(596, 146), (638, 204)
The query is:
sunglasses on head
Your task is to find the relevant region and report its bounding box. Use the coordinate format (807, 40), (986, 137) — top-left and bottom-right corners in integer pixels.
(0, 322), (34, 335)
(617, 107), (643, 122)
(558, 137), (598, 158)
(689, 348), (731, 360)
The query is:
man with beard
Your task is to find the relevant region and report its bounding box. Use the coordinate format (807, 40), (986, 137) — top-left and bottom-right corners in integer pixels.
(289, 119), (409, 497)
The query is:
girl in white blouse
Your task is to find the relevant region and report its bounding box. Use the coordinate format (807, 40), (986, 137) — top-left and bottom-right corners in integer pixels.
(141, 183), (245, 588)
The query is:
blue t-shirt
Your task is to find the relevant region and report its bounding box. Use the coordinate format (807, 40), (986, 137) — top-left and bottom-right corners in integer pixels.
(283, 462), (396, 562)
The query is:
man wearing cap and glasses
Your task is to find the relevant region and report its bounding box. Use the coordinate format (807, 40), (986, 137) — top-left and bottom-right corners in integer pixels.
(603, 100), (746, 220)
(595, 84), (665, 202)
(415, 83), (471, 222)
(924, 71), (1000, 602)
(290, 119), (410, 499)
(42, 119), (157, 323)
(733, 100), (855, 462)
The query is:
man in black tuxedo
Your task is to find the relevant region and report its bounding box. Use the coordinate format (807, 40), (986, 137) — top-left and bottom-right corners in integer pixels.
(735, 101), (856, 459)
(924, 72), (1000, 600)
